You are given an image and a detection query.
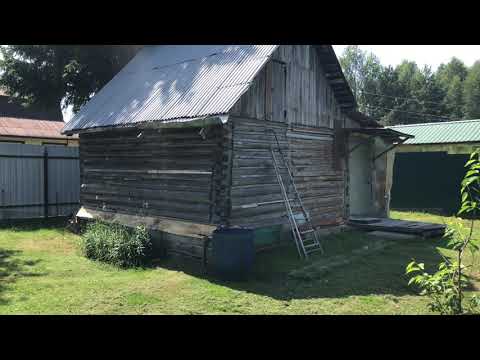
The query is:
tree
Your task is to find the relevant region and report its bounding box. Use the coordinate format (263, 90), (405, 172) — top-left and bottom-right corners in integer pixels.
(339, 46), (384, 117)
(339, 46), (366, 100)
(0, 45), (141, 121)
(444, 75), (465, 119)
(397, 62), (427, 124)
(380, 62), (447, 124)
(437, 57), (468, 119)
(337, 47), (477, 126)
(415, 66), (448, 122)
(357, 53), (384, 115)
(437, 57), (468, 85)
(375, 65), (400, 125)
(463, 61), (480, 119)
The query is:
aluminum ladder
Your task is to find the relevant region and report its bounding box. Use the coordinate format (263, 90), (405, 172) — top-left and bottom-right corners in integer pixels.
(269, 139), (324, 259)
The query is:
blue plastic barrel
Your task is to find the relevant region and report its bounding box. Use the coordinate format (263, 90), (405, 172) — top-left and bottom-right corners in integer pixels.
(211, 227), (255, 281)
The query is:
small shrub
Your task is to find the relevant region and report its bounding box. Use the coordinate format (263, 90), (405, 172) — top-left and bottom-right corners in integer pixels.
(81, 221), (152, 268)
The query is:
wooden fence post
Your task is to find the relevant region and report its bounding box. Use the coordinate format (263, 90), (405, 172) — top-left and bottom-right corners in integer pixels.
(43, 147), (49, 219)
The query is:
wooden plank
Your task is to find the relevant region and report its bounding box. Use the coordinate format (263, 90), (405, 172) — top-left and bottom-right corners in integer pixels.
(348, 218), (446, 236)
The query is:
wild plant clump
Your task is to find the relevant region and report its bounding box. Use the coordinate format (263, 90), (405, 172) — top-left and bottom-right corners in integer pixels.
(81, 221), (152, 268)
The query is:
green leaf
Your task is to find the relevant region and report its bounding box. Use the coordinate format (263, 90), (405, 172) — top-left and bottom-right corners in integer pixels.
(466, 170), (480, 178)
(462, 177), (478, 189)
(406, 261), (418, 274)
(465, 159), (476, 167)
(458, 204), (473, 215)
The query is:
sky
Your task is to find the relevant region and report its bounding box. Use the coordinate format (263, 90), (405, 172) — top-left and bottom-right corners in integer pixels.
(333, 45), (480, 70)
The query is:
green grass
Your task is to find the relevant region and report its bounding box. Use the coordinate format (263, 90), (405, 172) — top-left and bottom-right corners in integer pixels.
(0, 213), (479, 314)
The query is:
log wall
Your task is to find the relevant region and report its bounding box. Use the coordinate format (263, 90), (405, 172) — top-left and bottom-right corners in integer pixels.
(79, 125), (225, 224)
(289, 131), (345, 227)
(229, 118), (289, 228)
(228, 45), (351, 229)
(229, 117), (346, 229)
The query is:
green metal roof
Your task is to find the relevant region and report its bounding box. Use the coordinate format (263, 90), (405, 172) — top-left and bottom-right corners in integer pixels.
(387, 119), (480, 145)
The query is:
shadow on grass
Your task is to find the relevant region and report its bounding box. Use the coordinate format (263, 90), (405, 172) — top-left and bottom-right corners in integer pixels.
(0, 249), (44, 305)
(0, 218), (70, 232)
(156, 231), (454, 301)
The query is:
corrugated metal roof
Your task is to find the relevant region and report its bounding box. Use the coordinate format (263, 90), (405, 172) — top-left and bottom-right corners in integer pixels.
(388, 120), (480, 145)
(63, 45), (278, 134)
(0, 117), (76, 139)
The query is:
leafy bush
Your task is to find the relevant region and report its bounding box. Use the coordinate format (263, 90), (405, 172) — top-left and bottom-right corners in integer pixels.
(81, 221), (152, 268)
(406, 256), (479, 315)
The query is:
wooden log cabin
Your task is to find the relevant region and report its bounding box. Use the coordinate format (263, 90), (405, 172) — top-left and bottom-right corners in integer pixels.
(63, 45), (410, 259)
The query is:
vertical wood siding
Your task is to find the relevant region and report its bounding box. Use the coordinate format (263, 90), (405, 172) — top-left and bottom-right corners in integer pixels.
(230, 45), (347, 129)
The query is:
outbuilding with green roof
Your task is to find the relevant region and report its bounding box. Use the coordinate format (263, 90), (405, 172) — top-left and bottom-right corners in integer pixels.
(387, 120), (480, 214)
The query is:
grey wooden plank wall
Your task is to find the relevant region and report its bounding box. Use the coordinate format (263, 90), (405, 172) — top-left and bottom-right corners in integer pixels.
(227, 45), (351, 228)
(79, 126), (222, 224)
(229, 118), (289, 228)
(229, 117), (345, 228)
(289, 133), (345, 226)
(0, 143), (80, 220)
(230, 45), (349, 129)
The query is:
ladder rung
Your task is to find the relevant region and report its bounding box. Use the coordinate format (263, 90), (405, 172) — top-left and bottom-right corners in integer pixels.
(300, 229), (315, 235)
(270, 147), (324, 259)
(298, 224), (314, 232)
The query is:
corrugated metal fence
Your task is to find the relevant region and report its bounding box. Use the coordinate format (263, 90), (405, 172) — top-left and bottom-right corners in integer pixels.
(0, 143), (80, 220)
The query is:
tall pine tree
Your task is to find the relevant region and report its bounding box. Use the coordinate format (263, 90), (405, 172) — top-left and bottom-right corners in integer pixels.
(463, 61), (480, 119)
(437, 57), (468, 119)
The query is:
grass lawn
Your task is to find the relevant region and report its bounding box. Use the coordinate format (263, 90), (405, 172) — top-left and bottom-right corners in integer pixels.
(1, 212), (479, 315)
